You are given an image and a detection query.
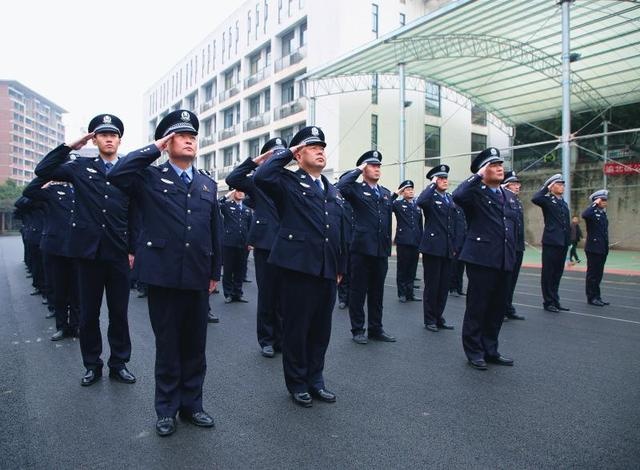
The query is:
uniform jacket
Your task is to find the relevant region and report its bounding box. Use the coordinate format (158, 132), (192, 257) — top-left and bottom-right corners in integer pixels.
(452, 204), (467, 255)
(23, 177), (74, 257)
(253, 149), (346, 280)
(452, 174), (518, 271)
(416, 184), (455, 257)
(505, 189), (525, 252)
(15, 196), (45, 246)
(34, 144), (130, 261)
(392, 197), (423, 247)
(341, 199), (355, 248)
(335, 169), (392, 258)
(107, 144), (222, 290)
(219, 198), (252, 248)
(225, 157), (279, 250)
(581, 205), (609, 254)
(531, 187), (570, 247)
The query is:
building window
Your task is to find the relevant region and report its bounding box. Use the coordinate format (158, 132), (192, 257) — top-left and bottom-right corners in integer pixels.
(371, 74), (379, 105)
(225, 69), (235, 90)
(235, 21), (240, 54)
(281, 79), (295, 104)
(264, 0), (269, 33)
(224, 108), (235, 129)
(425, 82), (440, 117)
(255, 4), (260, 39)
(250, 52), (260, 75)
(248, 137), (261, 157)
(265, 45), (272, 66)
(425, 125), (441, 166)
(249, 95), (261, 117)
(282, 31), (294, 56)
(471, 133), (487, 153)
(371, 114), (378, 149)
(222, 33), (226, 64)
(280, 125), (295, 143)
(264, 89), (271, 110)
(278, 0), (283, 23)
(202, 153), (213, 171)
(400, 13), (406, 26)
(247, 11), (252, 45)
(223, 147), (234, 167)
(288, 0), (293, 16)
(471, 105), (487, 126)
(300, 22), (307, 47)
(372, 3), (379, 37)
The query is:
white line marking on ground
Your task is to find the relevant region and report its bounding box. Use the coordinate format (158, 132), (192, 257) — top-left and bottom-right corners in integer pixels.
(512, 302), (640, 325)
(514, 290), (640, 311)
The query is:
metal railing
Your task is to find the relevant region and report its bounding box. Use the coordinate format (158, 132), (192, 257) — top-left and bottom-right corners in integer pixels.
(273, 98), (306, 120)
(218, 85), (240, 103)
(274, 46), (307, 73)
(244, 67), (272, 88)
(218, 124), (240, 141)
(242, 111), (271, 132)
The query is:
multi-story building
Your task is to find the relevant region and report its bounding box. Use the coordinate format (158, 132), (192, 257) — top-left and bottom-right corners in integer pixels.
(0, 80), (66, 185)
(143, 0), (510, 190)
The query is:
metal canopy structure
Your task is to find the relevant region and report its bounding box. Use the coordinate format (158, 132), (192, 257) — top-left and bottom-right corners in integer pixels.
(303, 0), (640, 126)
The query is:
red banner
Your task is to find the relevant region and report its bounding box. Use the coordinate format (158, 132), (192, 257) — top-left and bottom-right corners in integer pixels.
(603, 162), (640, 176)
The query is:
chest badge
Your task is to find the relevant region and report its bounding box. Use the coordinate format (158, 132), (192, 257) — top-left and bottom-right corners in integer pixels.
(86, 167), (97, 174)
(160, 178), (174, 185)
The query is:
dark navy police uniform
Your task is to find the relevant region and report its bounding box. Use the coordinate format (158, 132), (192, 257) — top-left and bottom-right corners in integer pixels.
(392, 179), (422, 302)
(449, 203), (466, 295)
(108, 110), (222, 420)
(219, 196), (251, 300)
(502, 171), (526, 320)
(582, 190), (609, 305)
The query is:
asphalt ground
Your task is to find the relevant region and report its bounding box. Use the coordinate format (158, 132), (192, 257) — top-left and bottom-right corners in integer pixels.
(1, 235), (638, 469)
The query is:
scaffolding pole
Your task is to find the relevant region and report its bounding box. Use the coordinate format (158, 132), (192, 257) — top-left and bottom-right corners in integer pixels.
(561, 0), (573, 210)
(399, 62), (406, 182)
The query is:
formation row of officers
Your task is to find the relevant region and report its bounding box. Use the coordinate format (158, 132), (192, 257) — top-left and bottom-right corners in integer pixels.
(14, 110), (610, 437)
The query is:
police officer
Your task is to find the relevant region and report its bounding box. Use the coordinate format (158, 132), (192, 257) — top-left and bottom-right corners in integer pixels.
(336, 151), (396, 344)
(219, 189), (252, 303)
(449, 203), (466, 296)
(393, 180), (423, 303)
(502, 171), (526, 321)
(582, 190), (610, 306)
(337, 177), (354, 310)
(452, 148), (517, 370)
(34, 114), (135, 387)
(254, 126), (345, 408)
(23, 177), (80, 339)
(417, 165), (456, 332)
(15, 196), (47, 299)
(531, 174), (571, 313)
(226, 137), (285, 357)
(108, 110), (222, 436)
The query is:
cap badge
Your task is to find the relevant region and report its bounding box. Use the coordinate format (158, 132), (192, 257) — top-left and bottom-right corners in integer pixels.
(103, 115), (112, 124)
(373, 151), (379, 158)
(181, 111), (190, 122)
(440, 165), (445, 171)
(311, 127), (319, 136)
(276, 138), (282, 145)
(490, 148), (497, 156)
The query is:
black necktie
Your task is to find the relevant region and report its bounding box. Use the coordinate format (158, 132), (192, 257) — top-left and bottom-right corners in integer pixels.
(373, 186), (380, 199)
(181, 171), (191, 186)
(495, 188), (504, 204)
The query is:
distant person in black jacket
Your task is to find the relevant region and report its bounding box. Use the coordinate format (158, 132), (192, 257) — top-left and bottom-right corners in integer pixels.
(569, 216), (583, 263)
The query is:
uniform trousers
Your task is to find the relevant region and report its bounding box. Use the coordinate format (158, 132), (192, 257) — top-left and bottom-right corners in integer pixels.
(505, 250), (524, 314)
(42, 252), (55, 305)
(147, 286), (209, 417)
(278, 268), (335, 394)
(396, 244), (419, 299)
(337, 250), (351, 305)
(541, 244), (568, 308)
(222, 246), (245, 299)
(449, 258), (465, 293)
(76, 256), (131, 370)
(462, 263), (509, 361)
(422, 254), (452, 326)
(29, 243), (43, 290)
(49, 254), (79, 332)
(254, 248), (282, 349)
(585, 251), (607, 301)
(348, 253), (388, 335)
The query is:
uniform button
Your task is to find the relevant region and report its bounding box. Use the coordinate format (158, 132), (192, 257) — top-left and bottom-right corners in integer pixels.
(325, 238), (329, 242)
(476, 237), (481, 241)
(185, 242), (190, 247)
(72, 223), (76, 227)
(104, 195), (109, 199)
(325, 211), (328, 215)
(163, 189), (168, 193)
(146, 241), (152, 247)
(187, 226), (192, 231)
(187, 209), (191, 214)
(101, 224), (106, 228)
(106, 181), (111, 186)
(187, 194), (191, 198)
(288, 234), (293, 240)
(256, 220), (260, 224)
(326, 224), (330, 228)
(70, 209), (74, 213)
(102, 209), (106, 213)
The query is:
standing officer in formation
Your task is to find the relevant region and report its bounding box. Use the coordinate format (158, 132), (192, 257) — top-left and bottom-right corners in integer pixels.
(14, 196), (47, 299)
(502, 171), (526, 321)
(108, 110), (222, 436)
(219, 189), (252, 303)
(582, 190), (610, 306)
(392, 180), (423, 303)
(337, 151), (396, 345)
(448, 203), (467, 297)
(531, 174), (571, 313)
(23, 177), (80, 339)
(254, 126), (345, 408)
(35, 114), (135, 387)
(417, 165), (457, 332)
(226, 138), (285, 358)
(337, 171), (355, 310)
(453, 148), (517, 370)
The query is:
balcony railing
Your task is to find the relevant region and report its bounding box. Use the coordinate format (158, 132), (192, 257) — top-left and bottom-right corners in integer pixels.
(274, 46), (307, 73)
(242, 111), (271, 132)
(218, 85), (240, 103)
(199, 99), (216, 113)
(244, 67), (272, 88)
(216, 166), (235, 181)
(218, 124), (240, 141)
(274, 98), (306, 121)
(200, 134), (216, 147)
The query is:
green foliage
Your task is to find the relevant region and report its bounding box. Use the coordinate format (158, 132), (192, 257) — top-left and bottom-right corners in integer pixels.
(0, 180), (24, 212)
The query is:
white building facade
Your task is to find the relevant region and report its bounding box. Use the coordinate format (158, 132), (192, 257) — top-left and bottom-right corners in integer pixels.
(143, 0), (511, 191)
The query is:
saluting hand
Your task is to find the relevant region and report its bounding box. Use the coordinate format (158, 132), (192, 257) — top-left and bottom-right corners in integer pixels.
(477, 164), (487, 178)
(289, 144), (305, 155)
(357, 162), (368, 171)
(253, 149), (274, 165)
(154, 132), (175, 152)
(67, 132), (94, 150)
(395, 185), (409, 196)
(431, 176), (438, 184)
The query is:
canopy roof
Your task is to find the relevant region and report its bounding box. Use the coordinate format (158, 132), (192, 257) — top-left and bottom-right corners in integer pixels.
(303, 0), (640, 126)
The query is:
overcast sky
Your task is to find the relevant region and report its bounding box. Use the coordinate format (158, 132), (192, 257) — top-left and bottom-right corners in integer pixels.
(0, 0), (245, 152)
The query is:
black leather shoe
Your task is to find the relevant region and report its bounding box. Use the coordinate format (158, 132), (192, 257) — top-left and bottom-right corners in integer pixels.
(45, 310), (56, 319)
(413, 285), (421, 289)
(137, 292), (147, 298)
(51, 329), (67, 341)
(310, 388), (336, 403)
(338, 302), (347, 309)
(486, 355), (514, 366)
(30, 289), (41, 296)
(369, 331), (396, 342)
(243, 278), (252, 283)
(352, 333), (368, 345)
(505, 313), (526, 320)
(180, 410), (215, 427)
(437, 323), (454, 330)
(588, 299), (605, 306)
(599, 298), (610, 306)
(261, 345), (275, 358)
(291, 392), (313, 408)
(468, 359), (487, 370)
(398, 296), (407, 303)
(556, 305), (570, 311)
(109, 367), (136, 384)
(409, 296), (422, 302)
(156, 417), (176, 436)
(81, 369), (102, 386)
(207, 311), (220, 323)
(457, 290), (466, 296)
(224, 296), (233, 303)
(425, 324), (439, 332)
(544, 305), (560, 313)
(234, 297), (249, 303)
